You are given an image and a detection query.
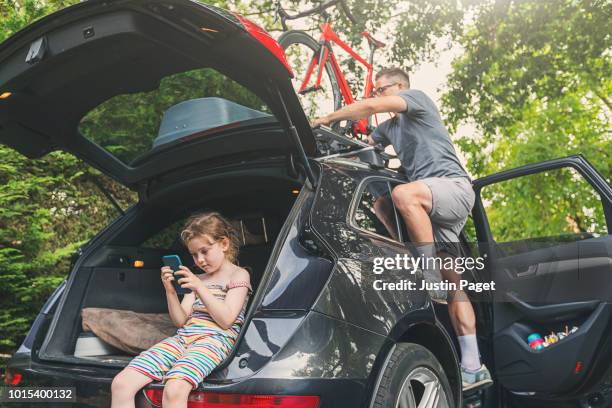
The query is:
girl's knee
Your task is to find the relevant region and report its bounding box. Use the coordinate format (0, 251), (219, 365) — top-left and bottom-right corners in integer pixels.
(111, 368), (152, 397)
(163, 378), (193, 404)
(111, 370), (132, 396)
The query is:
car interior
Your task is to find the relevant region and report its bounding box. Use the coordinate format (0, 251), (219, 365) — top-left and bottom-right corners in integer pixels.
(472, 163), (612, 395)
(38, 167), (303, 366)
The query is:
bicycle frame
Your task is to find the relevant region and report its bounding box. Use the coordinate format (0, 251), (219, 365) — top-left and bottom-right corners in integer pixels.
(298, 23), (383, 135)
(299, 22), (375, 105)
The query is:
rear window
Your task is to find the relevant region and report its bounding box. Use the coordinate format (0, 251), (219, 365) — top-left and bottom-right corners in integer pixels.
(141, 214), (278, 250)
(78, 68), (274, 165)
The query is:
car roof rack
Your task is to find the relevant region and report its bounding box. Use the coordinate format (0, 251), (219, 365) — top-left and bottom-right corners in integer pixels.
(313, 126), (396, 167)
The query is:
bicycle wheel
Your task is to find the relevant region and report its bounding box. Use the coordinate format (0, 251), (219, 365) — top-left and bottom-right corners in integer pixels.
(278, 30), (343, 130)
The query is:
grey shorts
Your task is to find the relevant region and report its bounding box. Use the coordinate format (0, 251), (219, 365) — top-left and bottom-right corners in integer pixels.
(419, 177), (475, 255)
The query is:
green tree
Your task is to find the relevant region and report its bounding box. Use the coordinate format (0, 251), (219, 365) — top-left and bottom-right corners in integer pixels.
(276, 0), (467, 96)
(442, 0), (611, 241)
(0, 0), (136, 365)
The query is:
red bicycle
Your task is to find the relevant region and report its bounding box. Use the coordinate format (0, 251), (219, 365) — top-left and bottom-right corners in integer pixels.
(275, 0), (386, 138)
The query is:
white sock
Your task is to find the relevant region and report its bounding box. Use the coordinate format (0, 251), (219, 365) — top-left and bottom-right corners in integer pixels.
(458, 334), (481, 370)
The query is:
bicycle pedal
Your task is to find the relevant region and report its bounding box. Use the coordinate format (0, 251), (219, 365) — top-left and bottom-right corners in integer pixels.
(299, 85), (323, 95)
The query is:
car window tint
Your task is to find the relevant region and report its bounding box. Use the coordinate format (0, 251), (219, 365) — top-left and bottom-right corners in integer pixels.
(79, 67), (272, 165)
(141, 219), (185, 250)
(140, 214), (276, 249)
(481, 166), (608, 246)
(355, 181), (399, 241)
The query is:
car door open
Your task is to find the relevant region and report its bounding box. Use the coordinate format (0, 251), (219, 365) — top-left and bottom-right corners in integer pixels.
(472, 155), (612, 397)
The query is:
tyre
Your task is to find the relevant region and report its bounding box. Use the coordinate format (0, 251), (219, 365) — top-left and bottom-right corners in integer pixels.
(278, 30), (343, 130)
(372, 343), (454, 408)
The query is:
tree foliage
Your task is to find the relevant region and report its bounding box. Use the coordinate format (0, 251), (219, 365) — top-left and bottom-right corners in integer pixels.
(442, 0), (611, 241)
(277, 0), (467, 95)
(0, 0), (136, 358)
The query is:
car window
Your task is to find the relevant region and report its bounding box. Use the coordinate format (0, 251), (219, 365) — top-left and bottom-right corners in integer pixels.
(79, 67), (273, 165)
(481, 166), (608, 245)
(140, 214), (276, 250)
(141, 219), (185, 250)
(354, 180), (400, 241)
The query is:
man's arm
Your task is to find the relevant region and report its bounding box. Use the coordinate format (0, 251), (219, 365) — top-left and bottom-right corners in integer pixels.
(312, 95), (407, 128)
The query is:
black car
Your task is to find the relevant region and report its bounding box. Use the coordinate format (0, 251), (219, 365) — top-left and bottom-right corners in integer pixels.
(1, 1), (611, 407)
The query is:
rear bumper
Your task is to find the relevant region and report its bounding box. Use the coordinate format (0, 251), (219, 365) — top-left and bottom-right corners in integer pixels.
(9, 306), (389, 407)
(7, 353), (370, 408)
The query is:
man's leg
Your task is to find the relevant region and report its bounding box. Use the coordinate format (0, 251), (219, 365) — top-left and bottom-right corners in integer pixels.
(438, 250), (480, 369)
(392, 181), (491, 390)
(391, 181), (477, 329)
(391, 182), (444, 301)
(441, 253), (491, 390)
(390, 182), (434, 243)
(373, 195), (400, 241)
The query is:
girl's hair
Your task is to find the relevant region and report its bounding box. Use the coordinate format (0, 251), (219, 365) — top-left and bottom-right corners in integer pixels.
(180, 212), (240, 263)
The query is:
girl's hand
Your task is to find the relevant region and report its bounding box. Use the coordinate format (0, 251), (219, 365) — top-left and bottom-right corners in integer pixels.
(161, 266), (176, 294)
(173, 266), (204, 292)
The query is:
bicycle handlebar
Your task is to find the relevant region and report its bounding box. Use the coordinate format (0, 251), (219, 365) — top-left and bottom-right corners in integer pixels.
(275, 0), (358, 29)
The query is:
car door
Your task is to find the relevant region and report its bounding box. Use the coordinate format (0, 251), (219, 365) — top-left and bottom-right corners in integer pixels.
(471, 155), (612, 398)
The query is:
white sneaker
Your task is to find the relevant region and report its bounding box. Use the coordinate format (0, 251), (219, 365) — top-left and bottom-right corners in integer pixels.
(461, 364), (493, 391)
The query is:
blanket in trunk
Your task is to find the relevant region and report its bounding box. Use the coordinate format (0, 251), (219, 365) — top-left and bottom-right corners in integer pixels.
(81, 307), (177, 355)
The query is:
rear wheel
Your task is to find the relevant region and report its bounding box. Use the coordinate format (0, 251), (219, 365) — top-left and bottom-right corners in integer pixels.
(278, 30), (343, 131)
(372, 343), (454, 408)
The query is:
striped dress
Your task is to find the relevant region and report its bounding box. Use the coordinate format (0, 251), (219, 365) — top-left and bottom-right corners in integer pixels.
(126, 280), (252, 389)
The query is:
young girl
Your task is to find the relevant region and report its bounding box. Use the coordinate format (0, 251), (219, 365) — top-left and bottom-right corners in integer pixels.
(111, 212), (252, 408)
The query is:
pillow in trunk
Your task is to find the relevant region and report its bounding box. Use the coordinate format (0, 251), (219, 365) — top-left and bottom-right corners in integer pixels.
(81, 307), (177, 355)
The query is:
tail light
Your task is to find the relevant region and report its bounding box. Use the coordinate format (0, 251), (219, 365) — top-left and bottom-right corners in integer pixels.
(144, 389), (319, 408)
(232, 13), (293, 77)
(4, 368), (22, 386)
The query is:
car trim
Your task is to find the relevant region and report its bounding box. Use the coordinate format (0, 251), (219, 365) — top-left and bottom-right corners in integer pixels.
(233, 13), (294, 76)
(208, 175), (318, 375)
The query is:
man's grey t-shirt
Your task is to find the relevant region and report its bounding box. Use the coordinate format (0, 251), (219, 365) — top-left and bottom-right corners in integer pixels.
(371, 89), (470, 182)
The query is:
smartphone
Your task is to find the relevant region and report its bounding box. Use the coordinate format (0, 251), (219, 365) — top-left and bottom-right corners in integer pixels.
(162, 255), (192, 295)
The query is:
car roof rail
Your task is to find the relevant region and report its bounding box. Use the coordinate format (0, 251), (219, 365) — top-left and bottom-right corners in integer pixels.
(313, 126), (396, 166)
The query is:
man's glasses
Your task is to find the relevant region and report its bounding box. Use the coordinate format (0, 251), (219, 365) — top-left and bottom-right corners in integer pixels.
(372, 82), (399, 96)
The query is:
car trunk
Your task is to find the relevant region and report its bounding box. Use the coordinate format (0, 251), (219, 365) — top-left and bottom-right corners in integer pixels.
(36, 159), (308, 370)
(0, 0), (322, 377)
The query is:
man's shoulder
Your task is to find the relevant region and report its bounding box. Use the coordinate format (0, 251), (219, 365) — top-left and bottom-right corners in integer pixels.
(398, 88), (430, 101)
(397, 89), (438, 118)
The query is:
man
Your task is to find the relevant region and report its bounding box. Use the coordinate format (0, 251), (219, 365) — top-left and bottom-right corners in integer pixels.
(313, 67), (493, 391)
